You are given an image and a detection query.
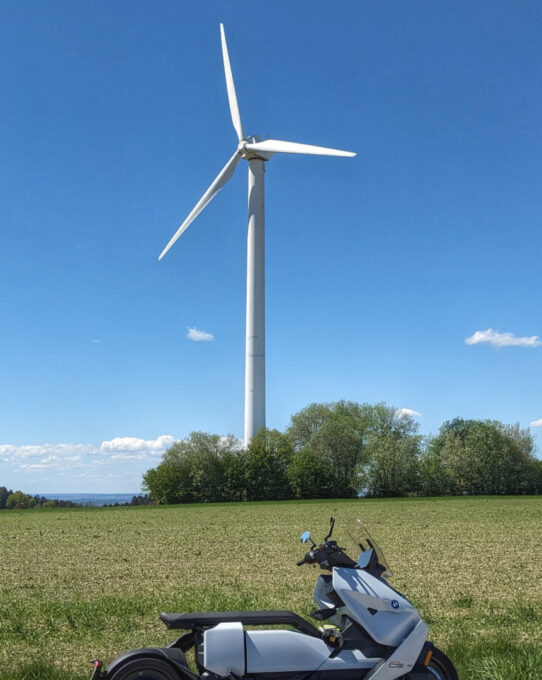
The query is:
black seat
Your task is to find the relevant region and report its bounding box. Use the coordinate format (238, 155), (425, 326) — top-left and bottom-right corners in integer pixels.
(160, 610), (321, 637)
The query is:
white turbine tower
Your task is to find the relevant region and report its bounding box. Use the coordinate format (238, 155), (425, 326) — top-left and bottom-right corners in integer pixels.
(159, 24), (355, 447)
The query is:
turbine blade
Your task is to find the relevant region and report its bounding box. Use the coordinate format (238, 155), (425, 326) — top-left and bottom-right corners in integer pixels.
(158, 151), (241, 260)
(220, 23), (244, 142)
(245, 139), (356, 157)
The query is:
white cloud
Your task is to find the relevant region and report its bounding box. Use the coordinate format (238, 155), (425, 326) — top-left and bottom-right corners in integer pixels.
(0, 436), (174, 472)
(395, 408), (422, 419)
(40, 455), (60, 463)
(187, 326), (214, 342)
(465, 328), (541, 349)
(90, 458), (107, 466)
(110, 453), (148, 462)
(78, 472), (101, 479)
(530, 418), (542, 427)
(0, 442), (95, 461)
(91, 338), (102, 344)
(99, 435), (174, 455)
(20, 463), (52, 471)
(20, 456), (83, 472)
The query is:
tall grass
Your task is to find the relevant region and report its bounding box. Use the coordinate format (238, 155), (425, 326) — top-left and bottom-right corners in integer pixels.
(1, 496), (540, 679)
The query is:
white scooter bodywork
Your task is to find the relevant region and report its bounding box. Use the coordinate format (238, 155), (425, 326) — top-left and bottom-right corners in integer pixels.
(203, 548), (428, 680)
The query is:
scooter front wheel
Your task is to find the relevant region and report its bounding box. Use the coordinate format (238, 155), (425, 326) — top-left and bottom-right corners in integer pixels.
(106, 657), (182, 680)
(425, 647), (458, 680)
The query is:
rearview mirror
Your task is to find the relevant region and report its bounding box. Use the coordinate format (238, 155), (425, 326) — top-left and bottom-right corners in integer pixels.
(300, 531), (311, 544)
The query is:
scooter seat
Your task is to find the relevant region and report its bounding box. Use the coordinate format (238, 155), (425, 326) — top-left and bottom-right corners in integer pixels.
(160, 610), (321, 637)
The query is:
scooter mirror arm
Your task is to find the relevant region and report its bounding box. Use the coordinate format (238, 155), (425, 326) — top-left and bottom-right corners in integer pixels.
(300, 531), (316, 547)
(324, 516), (335, 542)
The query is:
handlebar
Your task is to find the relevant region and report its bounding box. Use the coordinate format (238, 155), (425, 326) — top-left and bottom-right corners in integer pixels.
(297, 551), (314, 566)
(297, 541), (358, 571)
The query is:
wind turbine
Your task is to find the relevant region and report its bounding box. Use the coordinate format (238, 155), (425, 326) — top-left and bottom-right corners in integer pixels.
(159, 24), (355, 447)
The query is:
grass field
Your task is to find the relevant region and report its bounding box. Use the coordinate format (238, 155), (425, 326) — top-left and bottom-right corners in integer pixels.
(1, 496), (541, 680)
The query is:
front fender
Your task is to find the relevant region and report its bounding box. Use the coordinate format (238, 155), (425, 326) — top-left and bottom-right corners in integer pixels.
(103, 646), (199, 680)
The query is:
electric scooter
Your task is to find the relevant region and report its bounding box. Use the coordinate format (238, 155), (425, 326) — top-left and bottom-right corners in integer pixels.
(91, 517), (458, 680)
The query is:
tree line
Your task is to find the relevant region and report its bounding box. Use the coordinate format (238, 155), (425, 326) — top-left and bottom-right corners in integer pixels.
(0, 488), (80, 510)
(0, 488), (152, 510)
(143, 401), (542, 503)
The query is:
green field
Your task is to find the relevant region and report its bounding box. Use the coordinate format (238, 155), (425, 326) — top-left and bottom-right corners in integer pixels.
(1, 496), (541, 680)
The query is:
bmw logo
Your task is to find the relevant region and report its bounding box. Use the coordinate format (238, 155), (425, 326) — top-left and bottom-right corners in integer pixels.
(391, 600), (400, 609)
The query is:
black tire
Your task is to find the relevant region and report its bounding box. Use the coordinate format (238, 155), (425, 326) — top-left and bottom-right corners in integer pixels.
(425, 646), (458, 680)
(107, 656), (182, 680)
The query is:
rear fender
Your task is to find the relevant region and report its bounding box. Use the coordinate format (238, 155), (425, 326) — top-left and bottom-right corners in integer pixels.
(103, 647), (199, 680)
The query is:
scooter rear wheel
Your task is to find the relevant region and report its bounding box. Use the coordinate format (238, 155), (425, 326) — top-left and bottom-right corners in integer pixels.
(107, 657), (182, 680)
(425, 647), (458, 680)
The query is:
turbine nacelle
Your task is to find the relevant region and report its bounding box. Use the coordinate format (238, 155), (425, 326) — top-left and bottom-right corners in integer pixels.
(238, 136), (273, 161)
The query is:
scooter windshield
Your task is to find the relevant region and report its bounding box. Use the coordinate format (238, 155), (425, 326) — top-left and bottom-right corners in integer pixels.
(345, 518), (393, 578)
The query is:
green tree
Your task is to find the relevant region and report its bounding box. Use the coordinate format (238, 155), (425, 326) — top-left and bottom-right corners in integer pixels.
(421, 418), (539, 496)
(287, 446), (337, 498)
(287, 401), (370, 497)
(5, 490), (36, 509)
(0, 487), (12, 510)
(143, 432), (240, 503)
(419, 440), (454, 496)
(358, 404), (422, 497)
(245, 428), (293, 500)
(143, 461), (186, 504)
(531, 458), (542, 493)
(221, 448), (248, 502)
(287, 403), (335, 450)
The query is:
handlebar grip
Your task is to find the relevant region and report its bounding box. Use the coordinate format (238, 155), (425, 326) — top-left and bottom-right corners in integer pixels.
(297, 557), (307, 566)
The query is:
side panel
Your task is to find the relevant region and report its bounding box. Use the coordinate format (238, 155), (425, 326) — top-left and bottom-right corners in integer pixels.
(313, 575), (343, 629)
(317, 648), (379, 671)
(245, 630), (331, 673)
(332, 568), (420, 647)
(365, 620), (428, 680)
(203, 622), (245, 676)
(313, 575), (337, 610)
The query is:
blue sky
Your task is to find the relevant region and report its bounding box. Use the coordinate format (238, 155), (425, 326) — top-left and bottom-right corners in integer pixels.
(1, 1), (541, 493)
